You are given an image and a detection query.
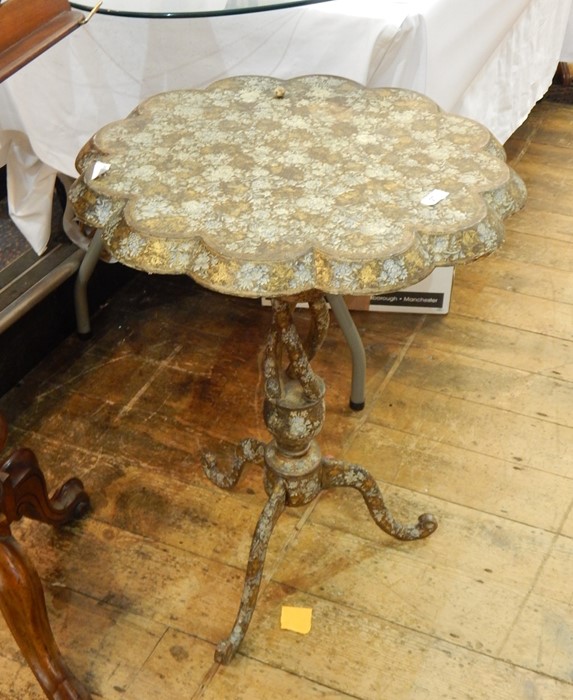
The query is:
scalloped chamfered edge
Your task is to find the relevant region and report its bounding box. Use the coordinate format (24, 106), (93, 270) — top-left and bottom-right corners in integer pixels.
(68, 75), (527, 299)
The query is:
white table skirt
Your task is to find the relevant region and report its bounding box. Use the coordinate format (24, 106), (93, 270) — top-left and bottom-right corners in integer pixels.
(1, 0), (571, 254)
(560, 0), (573, 61)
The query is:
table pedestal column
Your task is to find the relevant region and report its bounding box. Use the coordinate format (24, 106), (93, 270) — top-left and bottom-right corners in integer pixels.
(203, 293), (437, 664)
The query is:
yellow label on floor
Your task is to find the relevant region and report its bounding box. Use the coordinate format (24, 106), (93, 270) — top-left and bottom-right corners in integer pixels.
(280, 606), (313, 635)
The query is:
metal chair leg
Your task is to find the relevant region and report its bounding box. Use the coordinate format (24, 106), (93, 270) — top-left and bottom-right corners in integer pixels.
(74, 230), (102, 338)
(326, 294), (366, 410)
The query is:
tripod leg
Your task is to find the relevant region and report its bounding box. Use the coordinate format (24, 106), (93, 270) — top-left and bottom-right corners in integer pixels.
(322, 458), (437, 540)
(203, 438), (265, 490)
(215, 479), (286, 664)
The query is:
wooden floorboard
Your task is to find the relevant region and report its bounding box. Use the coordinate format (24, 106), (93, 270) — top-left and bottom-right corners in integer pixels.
(0, 96), (572, 699)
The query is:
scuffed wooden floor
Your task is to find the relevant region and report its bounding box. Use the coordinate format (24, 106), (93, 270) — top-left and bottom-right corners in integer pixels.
(0, 96), (572, 699)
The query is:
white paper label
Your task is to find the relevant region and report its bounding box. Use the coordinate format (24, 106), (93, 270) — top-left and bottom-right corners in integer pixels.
(420, 189), (449, 206)
(89, 161), (111, 181)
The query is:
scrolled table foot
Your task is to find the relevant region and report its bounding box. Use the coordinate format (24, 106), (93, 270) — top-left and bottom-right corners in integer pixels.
(415, 512), (439, 538)
(202, 438), (265, 490)
(215, 480), (286, 664)
(321, 458), (438, 541)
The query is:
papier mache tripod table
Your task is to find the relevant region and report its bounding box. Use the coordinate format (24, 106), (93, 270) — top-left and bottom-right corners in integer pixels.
(69, 74), (526, 663)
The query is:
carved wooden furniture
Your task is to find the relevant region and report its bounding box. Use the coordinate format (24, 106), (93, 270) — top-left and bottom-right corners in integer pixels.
(69, 74), (526, 663)
(556, 61), (573, 87)
(0, 1), (93, 698)
(0, 414), (90, 699)
(0, 0), (84, 83)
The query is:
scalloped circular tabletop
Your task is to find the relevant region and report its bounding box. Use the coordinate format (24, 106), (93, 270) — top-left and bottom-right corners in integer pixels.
(69, 74), (526, 298)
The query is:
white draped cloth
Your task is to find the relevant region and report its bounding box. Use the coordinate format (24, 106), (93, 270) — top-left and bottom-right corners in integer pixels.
(1, 0), (571, 253)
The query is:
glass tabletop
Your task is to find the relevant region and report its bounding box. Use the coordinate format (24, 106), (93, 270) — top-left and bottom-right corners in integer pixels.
(69, 0), (333, 18)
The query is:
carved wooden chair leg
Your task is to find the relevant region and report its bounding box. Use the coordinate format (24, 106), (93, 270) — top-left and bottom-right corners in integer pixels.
(215, 480), (286, 665)
(0, 523), (91, 700)
(0, 415), (92, 699)
(321, 457), (437, 541)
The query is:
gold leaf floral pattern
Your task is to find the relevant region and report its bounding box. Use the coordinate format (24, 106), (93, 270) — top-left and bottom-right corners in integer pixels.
(69, 75), (526, 297)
